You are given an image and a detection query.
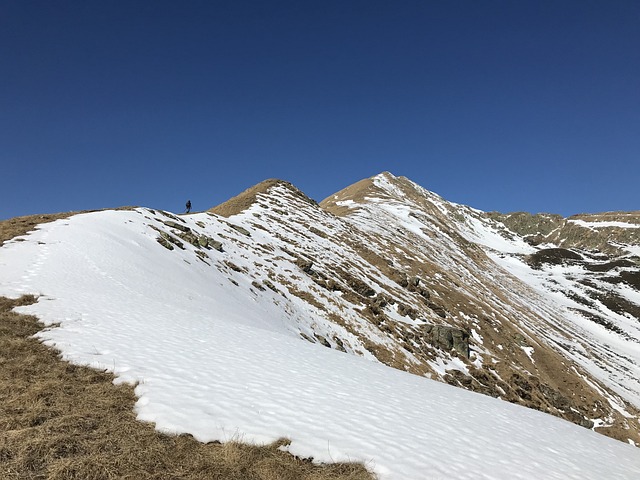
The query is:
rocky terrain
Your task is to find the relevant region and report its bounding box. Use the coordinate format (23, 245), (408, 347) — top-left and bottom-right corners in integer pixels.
(3, 172), (639, 446)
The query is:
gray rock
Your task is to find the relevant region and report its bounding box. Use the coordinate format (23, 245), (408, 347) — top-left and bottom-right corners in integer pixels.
(295, 258), (314, 274)
(163, 220), (191, 233)
(422, 324), (470, 358)
(229, 224), (251, 236)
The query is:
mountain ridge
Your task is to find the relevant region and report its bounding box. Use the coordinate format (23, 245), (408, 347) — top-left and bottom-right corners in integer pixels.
(2, 172), (639, 452)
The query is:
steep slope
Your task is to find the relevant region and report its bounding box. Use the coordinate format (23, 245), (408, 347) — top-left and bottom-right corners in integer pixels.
(2, 198), (640, 479)
(488, 210), (640, 255)
(321, 172), (640, 443)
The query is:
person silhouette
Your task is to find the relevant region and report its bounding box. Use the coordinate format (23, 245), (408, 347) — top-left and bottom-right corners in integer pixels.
(185, 200), (191, 213)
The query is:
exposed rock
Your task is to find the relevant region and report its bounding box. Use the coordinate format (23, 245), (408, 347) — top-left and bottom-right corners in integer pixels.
(224, 261), (244, 273)
(309, 226), (328, 238)
(564, 410), (595, 429)
(229, 224), (251, 237)
(397, 303), (418, 320)
(422, 325), (470, 358)
(528, 248), (583, 268)
(340, 271), (375, 297)
(163, 220), (191, 233)
(196, 235), (223, 252)
(174, 231), (199, 247)
(156, 231), (184, 250)
(333, 336), (347, 352)
(393, 272), (409, 288)
(315, 334), (331, 348)
(407, 276), (431, 299)
(156, 236), (174, 251)
(427, 303), (447, 318)
(295, 258), (314, 274)
(263, 279), (278, 292)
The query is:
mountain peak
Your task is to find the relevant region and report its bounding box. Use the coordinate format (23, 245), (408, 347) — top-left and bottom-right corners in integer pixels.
(321, 171), (446, 218)
(209, 178), (315, 217)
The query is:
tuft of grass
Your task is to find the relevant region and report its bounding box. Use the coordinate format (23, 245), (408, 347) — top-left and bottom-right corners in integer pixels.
(0, 296), (375, 480)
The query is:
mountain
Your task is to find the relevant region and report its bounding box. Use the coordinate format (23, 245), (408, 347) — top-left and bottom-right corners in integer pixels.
(1, 172), (639, 479)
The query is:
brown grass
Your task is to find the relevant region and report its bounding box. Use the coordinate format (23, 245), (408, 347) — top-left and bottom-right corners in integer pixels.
(209, 180), (285, 218)
(0, 213), (75, 246)
(0, 296), (375, 480)
(1, 208), (138, 246)
(209, 179), (317, 218)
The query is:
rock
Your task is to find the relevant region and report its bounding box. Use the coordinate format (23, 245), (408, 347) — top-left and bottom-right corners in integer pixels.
(156, 236), (174, 250)
(371, 293), (390, 309)
(263, 279), (278, 292)
(315, 335), (331, 348)
(333, 336), (347, 352)
(539, 384), (571, 410)
(527, 248), (583, 268)
(422, 325), (470, 358)
(229, 224), (251, 236)
(198, 235), (210, 248)
(427, 302), (447, 318)
(163, 220), (191, 233)
(342, 272), (375, 297)
(392, 271), (409, 288)
(397, 303), (418, 319)
(225, 261), (243, 273)
(564, 410), (595, 429)
(295, 258), (314, 274)
(176, 232), (199, 247)
(157, 232), (184, 250)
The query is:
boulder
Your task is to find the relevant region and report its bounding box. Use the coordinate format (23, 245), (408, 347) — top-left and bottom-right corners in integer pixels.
(295, 258), (314, 274)
(422, 325), (469, 358)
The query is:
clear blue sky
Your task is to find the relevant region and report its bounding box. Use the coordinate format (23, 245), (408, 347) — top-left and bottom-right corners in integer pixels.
(1, 0), (638, 220)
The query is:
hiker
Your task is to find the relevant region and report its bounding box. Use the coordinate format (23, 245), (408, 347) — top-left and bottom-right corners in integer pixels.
(185, 200), (191, 214)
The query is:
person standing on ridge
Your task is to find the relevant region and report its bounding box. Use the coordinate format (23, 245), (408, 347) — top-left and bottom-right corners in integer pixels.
(185, 200), (191, 213)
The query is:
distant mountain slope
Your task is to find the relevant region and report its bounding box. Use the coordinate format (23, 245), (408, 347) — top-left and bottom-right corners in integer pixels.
(488, 210), (640, 255)
(320, 173), (640, 443)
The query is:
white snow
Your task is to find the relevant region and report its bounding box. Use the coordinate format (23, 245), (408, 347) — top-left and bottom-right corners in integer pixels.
(569, 219), (640, 229)
(456, 212), (536, 255)
(2, 209), (640, 479)
(488, 251), (640, 411)
(624, 245), (640, 256)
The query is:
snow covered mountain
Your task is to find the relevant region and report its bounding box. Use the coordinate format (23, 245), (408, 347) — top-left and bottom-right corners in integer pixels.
(1, 172), (639, 479)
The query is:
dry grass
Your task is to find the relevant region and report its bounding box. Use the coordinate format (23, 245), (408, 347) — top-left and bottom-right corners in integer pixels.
(0, 213), (76, 246)
(1, 208), (137, 246)
(0, 296), (375, 480)
(209, 179), (316, 218)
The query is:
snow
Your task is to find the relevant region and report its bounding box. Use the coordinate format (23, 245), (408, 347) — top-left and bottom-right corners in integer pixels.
(456, 212), (536, 255)
(569, 219), (640, 229)
(2, 209), (640, 479)
(624, 245), (640, 256)
(488, 251), (640, 411)
(521, 346), (535, 363)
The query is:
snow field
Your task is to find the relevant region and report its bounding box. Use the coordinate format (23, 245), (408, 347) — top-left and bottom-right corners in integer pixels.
(1, 208), (640, 479)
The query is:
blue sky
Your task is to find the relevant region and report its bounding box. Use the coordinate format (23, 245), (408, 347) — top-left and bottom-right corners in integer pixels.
(1, 0), (638, 220)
